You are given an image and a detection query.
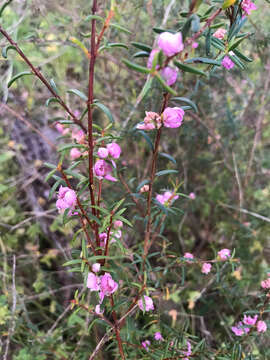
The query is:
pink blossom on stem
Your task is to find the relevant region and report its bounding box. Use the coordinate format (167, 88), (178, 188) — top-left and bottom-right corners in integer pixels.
(156, 191), (179, 205)
(70, 147), (82, 161)
(231, 322), (250, 336)
(147, 49), (159, 69)
(218, 249), (231, 260)
(162, 107), (185, 128)
(95, 304), (104, 314)
(189, 192), (196, 200)
(99, 273), (118, 302)
(154, 332), (164, 341)
(243, 315), (258, 326)
(97, 147), (109, 159)
(201, 263), (212, 274)
(72, 129), (85, 144)
(138, 295), (154, 312)
(55, 123), (65, 134)
(257, 320), (267, 333)
(56, 186), (77, 215)
(99, 233), (107, 247)
(142, 340), (151, 351)
(183, 341), (192, 360)
(137, 111), (161, 131)
(94, 160), (117, 182)
(107, 142), (121, 159)
(92, 263), (101, 273)
(184, 252), (194, 262)
(158, 32), (184, 57)
(192, 41), (199, 49)
(222, 55), (235, 70)
(213, 28), (227, 39)
(261, 278), (270, 289)
(241, 0), (257, 15)
(87, 273), (100, 291)
(161, 67), (178, 86)
(114, 220), (123, 228)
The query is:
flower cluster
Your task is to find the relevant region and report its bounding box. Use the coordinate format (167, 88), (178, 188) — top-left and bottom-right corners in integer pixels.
(87, 271), (118, 305)
(156, 190), (179, 206)
(98, 220), (123, 248)
(138, 295), (154, 312)
(241, 0), (257, 15)
(137, 107), (185, 131)
(213, 28), (227, 39)
(261, 274), (270, 289)
(94, 142), (122, 182)
(222, 54), (235, 70)
(232, 314), (267, 336)
(56, 186), (77, 216)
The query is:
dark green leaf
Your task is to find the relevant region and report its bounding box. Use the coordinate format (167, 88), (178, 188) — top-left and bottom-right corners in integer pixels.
(156, 169), (178, 177)
(8, 71), (33, 88)
(131, 42), (151, 52)
(133, 50), (150, 58)
(0, 0), (12, 17)
(159, 152), (177, 164)
(233, 49), (252, 62)
(185, 57), (221, 66)
(46, 97), (61, 107)
(137, 130), (154, 151)
(85, 14), (104, 22)
(67, 88), (88, 101)
(49, 78), (59, 95)
(122, 59), (150, 74)
(93, 102), (114, 123)
(110, 23), (131, 34)
(107, 42), (128, 50)
(155, 73), (177, 95)
(171, 97), (198, 112)
(174, 61), (207, 76)
(2, 45), (16, 58)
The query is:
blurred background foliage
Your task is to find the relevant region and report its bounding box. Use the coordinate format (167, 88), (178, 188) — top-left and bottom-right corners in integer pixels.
(0, 0), (270, 359)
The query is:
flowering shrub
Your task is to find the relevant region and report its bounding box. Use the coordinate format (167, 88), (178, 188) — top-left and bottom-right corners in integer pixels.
(1, 0), (269, 359)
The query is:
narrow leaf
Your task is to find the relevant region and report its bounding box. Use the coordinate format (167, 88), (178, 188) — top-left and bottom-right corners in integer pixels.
(122, 59), (150, 74)
(131, 42), (152, 53)
(171, 97), (198, 113)
(93, 102), (114, 123)
(8, 71), (33, 88)
(67, 88), (88, 101)
(174, 61), (207, 76)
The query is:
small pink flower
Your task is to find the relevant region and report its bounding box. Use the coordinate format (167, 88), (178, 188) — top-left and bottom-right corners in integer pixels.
(107, 143), (121, 159)
(56, 186), (77, 214)
(142, 340), (151, 351)
(99, 233), (107, 247)
(158, 32), (184, 57)
(257, 320), (267, 333)
(184, 252), (194, 261)
(92, 263), (101, 273)
(201, 263), (212, 274)
(156, 191), (179, 205)
(261, 278), (270, 289)
(138, 295), (154, 312)
(241, 0), (257, 15)
(222, 55), (235, 70)
(161, 67), (178, 86)
(189, 192), (196, 200)
(183, 341), (192, 360)
(192, 41), (199, 49)
(231, 322), (250, 336)
(70, 147), (82, 161)
(72, 129), (85, 144)
(55, 123), (65, 134)
(87, 273), (100, 291)
(137, 111), (161, 131)
(147, 49), (159, 69)
(95, 304), (104, 314)
(94, 160), (117, 182)
(243, 315), (258, 326)
(218, 249), (231, 260)
(154, 332), (164, 341)
(97, 147), (109, 158)
(99, 273), (118, 302)
(213, 28), (227, 39)
(163, 107), (185, 128)
(114, 220), (123, 228)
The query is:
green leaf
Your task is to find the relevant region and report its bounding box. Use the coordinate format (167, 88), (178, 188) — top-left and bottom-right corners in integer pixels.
(46, 97), (61, 107)
(131, 42), (151, 53)
(136, 130), (154, 151)
(228, 36), (246, 51)
(63, 259), (82, 266)
(211, 37), (226, 51)
(174, 61), (207, 76)
(122, 59), (150, 74)
(233, 49), (252, 62)
(133, 50), (150, 58)
(191, 14), (200, 33)
(67, 88), (87, 101)
(228, 54), (245, 69)
(58, 143), (87, 152)
(156, 169), (178, 177)
(2, 45), (16, 58)
(8, 71), (33, 88)
(171, 97), (198, 113)
(185, 57), (221, 66)
(85, 14), (104, 22)
(0, 0), (12, 17)
(49, 78), (59, 95)
(110, 23), (131, 34)
(152, 27), (175, 34)
(93, 102), (114, 123)
(114, 215), (133, 227)
(159, 152), (177, 164)
(155, 73), (177, 95)
(107, 42), (128, 50)
(45, 168), (57, 182)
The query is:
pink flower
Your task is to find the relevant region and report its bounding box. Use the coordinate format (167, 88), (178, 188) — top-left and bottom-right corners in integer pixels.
(192, 41), (199, 49)
(158, 32), (184, 57)
(231, 322), (250, 336)
(261, 278), (270, 289)
(154, 332), (164, 341)
(99, 233), (107, 247)
(92, 263), (101, 273)
(156, 191), (179, 205)
(138, 295), (154, 312)
(55, 123), (65, 134)
(72, 129), (85, 144)
(161, 67), (178, 86)
(142, 340), (151, 351)
(257, 320), (267, 333)
(213, 28), (227, 39)
(99, 273), (118, 302)
(56, 186), (77, 214)
(222, 55), (235, 70)
(218, 249), (231, 260)
(97, 147), (109, 158)
(137, 111), (161, 131)
(184, 252), (194, 262)
(201, 263), (212, 274)
(87, 273), (100, 291)
(95, 304), (104, 314)
(114, 220), (123, 228)
(70, 147), (82, 161)
(183, 341), (192, 360)
(243, 315), (258, 326)
(94, 160), (117, 182)
(241, 0), (257, 15)
(162, 107), (185, 128)
(189, 192), (196, 200)
(107, 143), (121, 159)
(147, 49), (159, 69)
